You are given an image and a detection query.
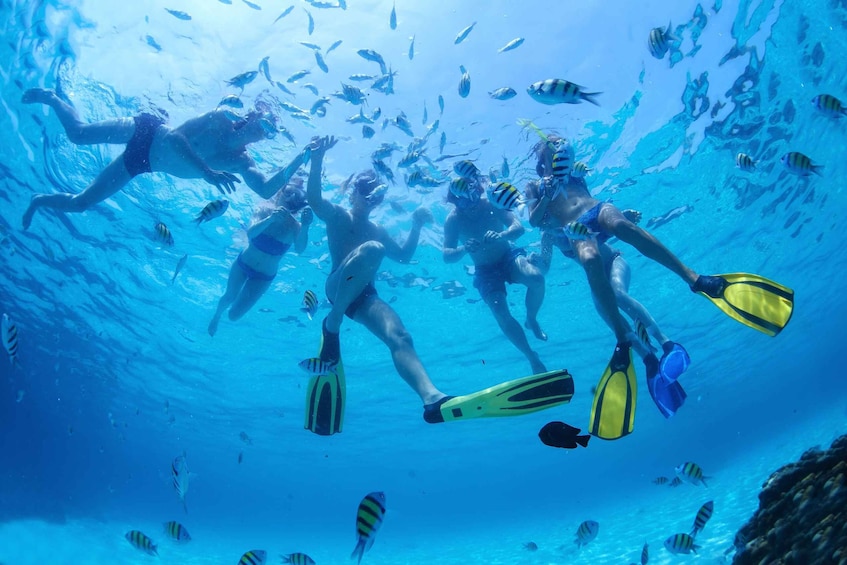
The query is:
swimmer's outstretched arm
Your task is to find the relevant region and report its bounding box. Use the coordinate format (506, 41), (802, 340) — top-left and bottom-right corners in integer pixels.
(240, 149), (310, 199)
(384, 208), (433, 264)
(305, 135), (339, 221)
(170, 132), (240, 194)
(294, 208), (313, 254)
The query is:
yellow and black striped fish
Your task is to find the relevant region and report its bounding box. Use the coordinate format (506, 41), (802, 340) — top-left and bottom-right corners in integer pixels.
(634, 319), (651, 349)
(736, 152), (756, 171)
(641, 542), (649, 564)
(449, 177), (474, 199)
(238, 549), (267, 565)
(125, 530), (158, 556)
(571, 161), (590, 178)
(690, 500), (714, 537)
(163, 520), (191, 543)
(194, 199), (229, 224)
(551, 141), (574, 180)
(298, 357), (336, 375)
(2, 313), (19, 367)
(154, 222), (175, 246)
(486, 182), (523, 211)
(652, 476), (669, 485)
(664, 533), (700, 554)
(669, 476), (683, 487)
(812, 93), (846, 117)
(781, 151), (823, 176)
(527, 78), (600, 106)
(564, 221), (594, 241)
(648, 22), (675, 59)
(301, 290), (318, 320)
(675, 461), (707, 486)
(575, 520), (599, 547)
(351, 491), (386, 564)
(281, 553), (315, 565)
(453, 160), (480, 179)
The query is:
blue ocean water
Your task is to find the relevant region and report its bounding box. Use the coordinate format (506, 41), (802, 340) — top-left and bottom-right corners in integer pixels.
(1, 0), (846, 563)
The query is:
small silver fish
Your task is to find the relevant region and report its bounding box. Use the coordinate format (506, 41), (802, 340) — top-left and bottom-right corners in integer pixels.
(258, 56), (272, 82)
(439, 131), (446, 154)
(489, 87), (516, 100)
(305, 9), (314, 34)
(389, 2), (397, 29)
(172, 454), (193, 512)
(146, 35), (162, 52)
(500, 156), (510, 179)
(218, 95), (243, 108)
(226, 70), (258, 89)
(273, 5), (294, 23)
(458, 65), (471, 98)
(408, 35), (415, 60)
(242, 0), (261, 10)
(275, 81), (295, 96)
(497, 37), (524, 53)
(171, 254), (188, 285)
(165, 8), (192, 20)
(300, 41), (321, 51)
(422, 102), (428, 125)
(454, 21), (477, 44)
(302, 83), (319, 96)
(438, 95), (444, 114)
(315, 51), (329, 73)
(287, 69), (310, 83)
(326, 39), (343, 54)
(349, 73), (375, 81)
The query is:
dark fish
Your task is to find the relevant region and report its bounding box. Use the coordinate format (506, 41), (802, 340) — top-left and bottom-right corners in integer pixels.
(238, 450), (243, 464)
(146, 35), (162, 52)
(641, 542), (648, 564)
(652, 476), (669, 485)
(242, 0), (261, 9)
(226, 70), (258, 89)
(523, 542), (538, 552)
(165, 8), (192, 20)
(538, 421), (590, 449)
(362, 125), (375, 139)
(691, 500), (714, 537)
(171, 254), (188, 284)
(274, 5), (294, 23)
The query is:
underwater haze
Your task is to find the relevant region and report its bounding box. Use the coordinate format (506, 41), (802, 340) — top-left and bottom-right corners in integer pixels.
(1, 0), (846, 563)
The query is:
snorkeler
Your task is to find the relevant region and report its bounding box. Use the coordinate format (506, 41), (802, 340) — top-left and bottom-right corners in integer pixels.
(208, 174), (313, 337)
(528, 134), (794, 440)
(302, 136), (574, 435)
(525, 183), (687, 419)
(442, 174), (548, 375)
(20, 88), (306, 229)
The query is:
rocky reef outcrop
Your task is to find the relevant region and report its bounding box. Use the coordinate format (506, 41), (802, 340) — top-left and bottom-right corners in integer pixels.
(732, 434), (846, 564)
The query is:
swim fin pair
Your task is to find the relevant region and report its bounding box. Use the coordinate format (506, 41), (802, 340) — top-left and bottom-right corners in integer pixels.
(692, 273), (794, 336)
(645, 343), (689, 419)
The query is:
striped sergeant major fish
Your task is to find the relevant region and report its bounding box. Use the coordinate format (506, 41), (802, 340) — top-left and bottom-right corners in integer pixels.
(812, 93), (846, 117)
(489, 87), (517, 100)
(634, 318), (651, 349)
(281, 553), (315, 565)
(298, 357), (337, 376)
(195, 200), (229, 224)
(154, 222), (174, 246)
(2, 313), (19, 367)
(172, 453), (194, 512)
(564, 221), (595, 241)
(458, 65), (471, 98)
(574, 520), (599, 547)
(125, 530), (158, 556)
(163, 520), (192, 543)
(691, 500), (714, 537)
(736, 152), (756, 171)
(648, 22), (676, 59)
(781, 151), (823, 176)
(571, 161), (590, 178)
(351, 491), (386, 564)
(238, 549), (267, 564)
(301, 290), (319, 319)
(551, 140), (575, 180)
(641, 542), (648, 564)
(487, 182), (523, 211)
(453, 159), (480, 180)
(527, 79), (600, 106)
(664, 532), (701, 554)
(675, 461), (708, 486)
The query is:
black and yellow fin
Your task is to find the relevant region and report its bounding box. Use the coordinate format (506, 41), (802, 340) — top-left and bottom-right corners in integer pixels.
(694, 273), (794, 337)
(424, 369), (573, 423)
(589, 343), (637, 440)
(304, 323), (345, 436)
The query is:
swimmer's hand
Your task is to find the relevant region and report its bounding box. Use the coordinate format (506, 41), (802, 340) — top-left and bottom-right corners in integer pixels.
(204, 169), (240, 194)
(308, 135), (338, 160)
(621, 209), (642, 225)
(465, 238), (481, 253)
(300, 207), (314, 225)
(411, 207), (433, 227)
(483, 230), (501, 243)
(540, 176), (557, 199)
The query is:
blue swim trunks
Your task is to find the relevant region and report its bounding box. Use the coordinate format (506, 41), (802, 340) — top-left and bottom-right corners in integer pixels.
(473, 247), (526, 302)
(236, 253), (275, 282)
(576, 201), (613, 245)
(124, 113), (165, 177)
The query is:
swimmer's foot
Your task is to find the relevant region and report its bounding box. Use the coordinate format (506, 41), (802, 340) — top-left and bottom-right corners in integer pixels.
(319, 318), (341, 365)
(21, 87), (56, 105)
(21, 196), (40, 231)
(525, 319), (548, 341)
(208, 316), (220, 337)
(423, 395), (453, 424)
(529, 354), (547, 375)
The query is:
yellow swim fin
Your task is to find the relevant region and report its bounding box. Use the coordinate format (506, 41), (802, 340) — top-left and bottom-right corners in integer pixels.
(692, 273), (794, 337)
(424, 369), (574, 423)
(589, 343), (637, 440)
(305, 321), (345, 436)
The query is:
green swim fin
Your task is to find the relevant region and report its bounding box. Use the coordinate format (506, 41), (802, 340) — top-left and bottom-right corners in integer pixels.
(305, 323), (345, 436)
(692, 273), (794, 337)
(589, 342), (637, 440)
(423, 369), (574, 423)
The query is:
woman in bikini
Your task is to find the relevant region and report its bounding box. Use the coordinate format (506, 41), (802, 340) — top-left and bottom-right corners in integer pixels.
(208, 177), (313, 336)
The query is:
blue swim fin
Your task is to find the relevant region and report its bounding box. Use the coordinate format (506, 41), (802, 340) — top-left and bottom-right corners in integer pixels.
(659, 342), (690, 383)
(646, 354), (687, 418)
